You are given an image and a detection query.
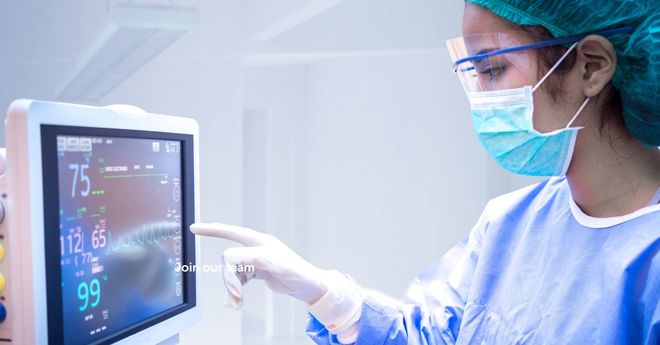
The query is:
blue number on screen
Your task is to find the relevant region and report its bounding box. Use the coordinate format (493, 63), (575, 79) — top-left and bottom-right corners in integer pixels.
(67, 233), (83, 254)
(90, 278), (101, 307)
(68, 163), (91, 198)
(78, 278), (101, 312)
(92, 229), (106, 249)
(77, 282), (89, 311)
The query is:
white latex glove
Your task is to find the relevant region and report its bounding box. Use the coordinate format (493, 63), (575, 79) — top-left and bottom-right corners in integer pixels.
(190, 222), (328, 309)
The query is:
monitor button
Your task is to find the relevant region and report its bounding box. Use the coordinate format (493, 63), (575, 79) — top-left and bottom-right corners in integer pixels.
(0, 303), (6, 323)
(0, 243), (4, 262)
(0, 273), (5, 293)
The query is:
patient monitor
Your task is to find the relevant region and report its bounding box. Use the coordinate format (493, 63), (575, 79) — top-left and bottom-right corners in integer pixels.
(0, 99), (200, 344)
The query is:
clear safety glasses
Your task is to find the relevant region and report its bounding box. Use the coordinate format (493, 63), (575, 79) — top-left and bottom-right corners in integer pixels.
(446, 27), (634, 95)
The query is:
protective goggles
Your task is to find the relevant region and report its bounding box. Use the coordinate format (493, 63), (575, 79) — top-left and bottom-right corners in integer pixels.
(446, 27), (633, 95)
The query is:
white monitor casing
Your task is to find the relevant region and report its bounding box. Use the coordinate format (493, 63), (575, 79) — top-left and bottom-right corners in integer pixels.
(3, 99), (200, 344)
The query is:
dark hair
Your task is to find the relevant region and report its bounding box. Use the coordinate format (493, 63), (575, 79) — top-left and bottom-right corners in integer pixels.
(520, 26), (624, 141)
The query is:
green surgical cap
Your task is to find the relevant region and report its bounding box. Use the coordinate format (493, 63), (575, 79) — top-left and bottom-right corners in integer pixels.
(468, 0), (660, 146)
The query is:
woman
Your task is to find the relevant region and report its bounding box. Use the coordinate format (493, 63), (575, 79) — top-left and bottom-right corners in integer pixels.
(192, 0), (659, 343)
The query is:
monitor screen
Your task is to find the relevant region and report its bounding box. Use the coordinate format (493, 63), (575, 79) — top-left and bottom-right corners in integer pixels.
(41, 126), (196, 345)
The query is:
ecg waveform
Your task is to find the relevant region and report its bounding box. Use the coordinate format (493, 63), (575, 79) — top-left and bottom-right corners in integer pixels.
(106, 221), (182, 254)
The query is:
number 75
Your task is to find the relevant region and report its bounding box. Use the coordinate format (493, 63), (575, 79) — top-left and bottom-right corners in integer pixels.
(68, 164), (91, 198)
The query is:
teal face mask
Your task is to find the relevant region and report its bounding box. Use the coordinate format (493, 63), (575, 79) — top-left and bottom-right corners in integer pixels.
(468, 42), (590, 177)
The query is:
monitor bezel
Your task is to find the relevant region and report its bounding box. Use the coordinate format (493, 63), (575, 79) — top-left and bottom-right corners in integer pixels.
(41, 125), (197, 345)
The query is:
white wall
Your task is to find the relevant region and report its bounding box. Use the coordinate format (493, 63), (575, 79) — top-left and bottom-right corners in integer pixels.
(240, 1), (540, 343)
(242, 66), (312, 344)
(241, 51), (540, 345)
(302, 52), (488, 294)
(102, 56), (245, 345)
(0, 1), (245, 344)
(0, 1), (541, 344)
(95, 1), (248, 343)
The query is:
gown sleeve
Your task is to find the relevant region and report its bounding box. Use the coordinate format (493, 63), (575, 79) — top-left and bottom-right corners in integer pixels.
(642, 251), (659, 345)
(305, 206), (490, 345)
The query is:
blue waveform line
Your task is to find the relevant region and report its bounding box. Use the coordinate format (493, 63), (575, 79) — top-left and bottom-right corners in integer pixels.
(106, 221), (181, 254)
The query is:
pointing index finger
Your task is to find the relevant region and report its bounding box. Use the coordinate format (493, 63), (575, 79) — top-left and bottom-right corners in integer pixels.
(190, 222), (266, 246)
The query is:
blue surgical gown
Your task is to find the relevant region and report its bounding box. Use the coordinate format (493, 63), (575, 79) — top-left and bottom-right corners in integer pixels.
(307, 177), (660, 344)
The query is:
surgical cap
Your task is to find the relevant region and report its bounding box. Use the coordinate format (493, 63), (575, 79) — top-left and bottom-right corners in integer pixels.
(468, 0), (660, 146)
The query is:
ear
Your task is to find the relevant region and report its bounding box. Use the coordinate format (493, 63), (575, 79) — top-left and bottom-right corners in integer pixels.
(576, 35), (617, 97)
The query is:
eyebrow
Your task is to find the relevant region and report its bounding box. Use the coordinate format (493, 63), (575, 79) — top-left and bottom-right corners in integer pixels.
(475, 48), (496, 55)
(470, 48), (496, 65)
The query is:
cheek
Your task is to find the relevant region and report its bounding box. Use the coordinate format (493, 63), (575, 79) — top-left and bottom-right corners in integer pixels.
(528, 55), (579, 132)
(502, 69), (533, 89)
(532, 85), (583, 133)
(532, 89), (562, 133)
(500, 52), (539, 89)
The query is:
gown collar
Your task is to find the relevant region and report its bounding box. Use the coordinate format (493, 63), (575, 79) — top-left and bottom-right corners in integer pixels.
(564, 179), (660, 229)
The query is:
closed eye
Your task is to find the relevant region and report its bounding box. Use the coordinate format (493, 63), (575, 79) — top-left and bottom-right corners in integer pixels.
(479, 66), (506, 80)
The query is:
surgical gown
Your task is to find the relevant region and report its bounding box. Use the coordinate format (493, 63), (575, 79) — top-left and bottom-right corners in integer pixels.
(306, 177), (660, 344)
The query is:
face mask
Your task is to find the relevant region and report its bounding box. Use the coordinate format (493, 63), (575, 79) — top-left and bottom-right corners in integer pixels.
(468, 42), (590, 177)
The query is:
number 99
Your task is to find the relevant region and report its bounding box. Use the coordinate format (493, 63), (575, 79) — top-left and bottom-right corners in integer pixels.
(78, 278), (101, 312)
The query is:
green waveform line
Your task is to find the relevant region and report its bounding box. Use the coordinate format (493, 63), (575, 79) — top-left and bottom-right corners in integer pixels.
(103, 173), (169, 179)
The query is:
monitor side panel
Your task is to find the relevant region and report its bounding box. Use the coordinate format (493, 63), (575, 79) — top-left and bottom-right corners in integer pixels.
(5, 99), (43, 344)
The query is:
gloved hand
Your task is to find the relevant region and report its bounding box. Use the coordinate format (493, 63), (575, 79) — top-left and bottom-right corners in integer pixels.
(190, 222), (328, 309)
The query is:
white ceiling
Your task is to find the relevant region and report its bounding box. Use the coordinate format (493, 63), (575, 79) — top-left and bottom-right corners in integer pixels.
(0, 0), (461, 61)
(0, 0), (463, 111)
